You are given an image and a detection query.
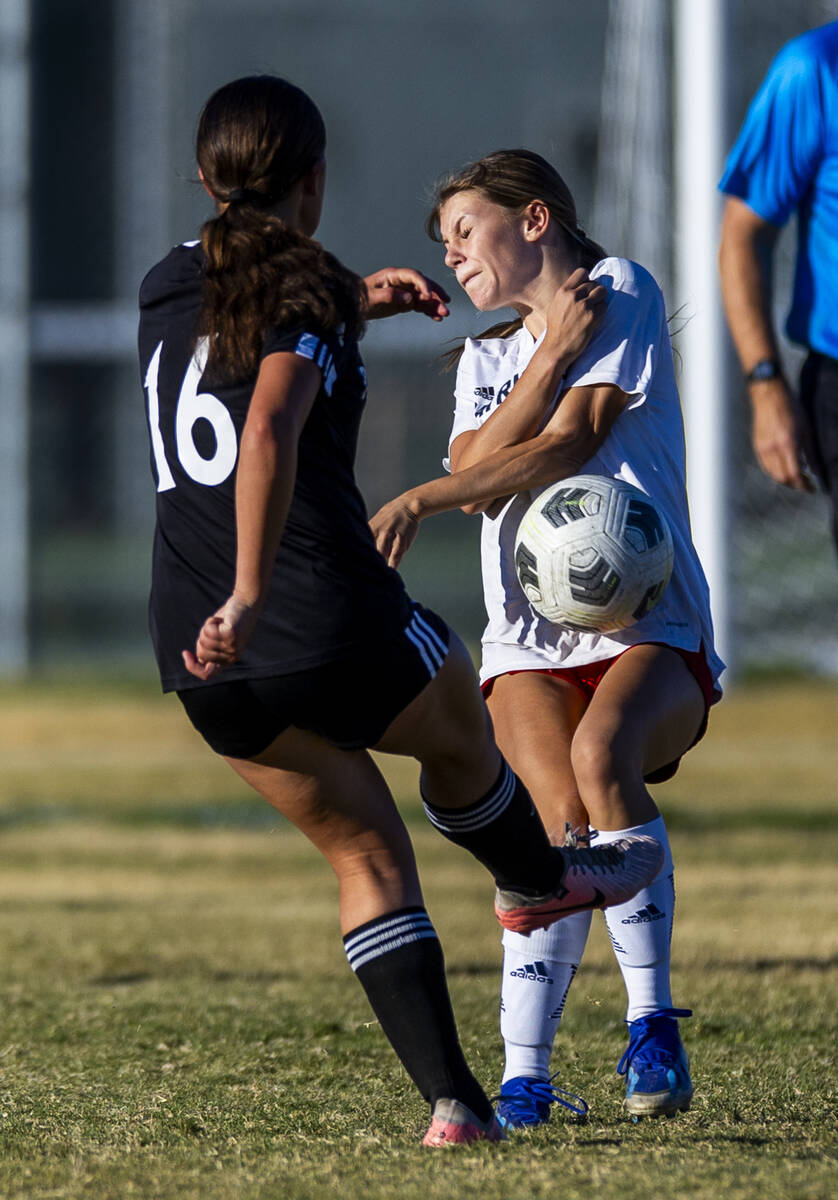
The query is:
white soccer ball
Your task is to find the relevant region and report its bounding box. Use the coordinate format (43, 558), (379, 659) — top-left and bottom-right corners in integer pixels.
(514, 474), (674, 632)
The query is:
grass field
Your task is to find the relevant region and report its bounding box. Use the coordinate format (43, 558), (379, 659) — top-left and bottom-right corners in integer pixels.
(0, 676), (835, 1199)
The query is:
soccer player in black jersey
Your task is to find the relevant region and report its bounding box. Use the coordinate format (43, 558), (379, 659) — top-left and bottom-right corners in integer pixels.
(138, 74), (663, 1146)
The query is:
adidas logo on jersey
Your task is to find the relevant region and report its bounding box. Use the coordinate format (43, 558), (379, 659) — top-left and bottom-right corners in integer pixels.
(509, 960), (554, 984)
(474, 375), (520, 417)
(621, 903), (666, 925)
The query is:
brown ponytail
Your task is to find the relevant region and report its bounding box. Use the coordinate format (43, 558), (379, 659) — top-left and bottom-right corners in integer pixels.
(195, 76), (365, 380)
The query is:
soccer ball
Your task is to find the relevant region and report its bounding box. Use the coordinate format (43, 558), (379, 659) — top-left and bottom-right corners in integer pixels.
(514, 474), (674, 632)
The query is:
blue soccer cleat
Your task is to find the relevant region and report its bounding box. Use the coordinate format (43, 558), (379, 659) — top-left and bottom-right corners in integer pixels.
(617, 1007), (693, 1119)
(494, 1074), (589, 1129)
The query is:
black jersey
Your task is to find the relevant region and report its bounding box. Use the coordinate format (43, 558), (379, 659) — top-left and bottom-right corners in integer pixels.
(139, 241), (411, 691)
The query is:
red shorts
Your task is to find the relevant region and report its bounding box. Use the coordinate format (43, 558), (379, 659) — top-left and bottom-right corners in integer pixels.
(481, 643), (715, 784)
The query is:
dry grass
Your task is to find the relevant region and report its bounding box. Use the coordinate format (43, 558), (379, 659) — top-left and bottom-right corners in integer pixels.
(0, 676), (834, 1199)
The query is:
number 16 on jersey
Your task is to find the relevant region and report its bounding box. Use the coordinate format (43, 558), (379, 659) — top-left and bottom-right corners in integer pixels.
(145, 338), (239, 492)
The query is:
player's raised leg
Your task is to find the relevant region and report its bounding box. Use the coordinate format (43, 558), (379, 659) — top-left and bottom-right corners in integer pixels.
(375, 628), (664, 933)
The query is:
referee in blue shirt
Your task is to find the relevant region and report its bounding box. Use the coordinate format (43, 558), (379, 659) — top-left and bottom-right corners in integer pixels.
(719, 21), (838, 551)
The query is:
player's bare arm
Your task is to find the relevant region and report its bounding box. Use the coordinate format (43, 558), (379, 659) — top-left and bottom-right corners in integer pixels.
(451, 381), (629, 515)
(183, 353), (320, 679)
(371, 382), (629, 568)
(719, 196), (812, 491)
(450, 270), (607, 473)
(363, 267), (451, 322)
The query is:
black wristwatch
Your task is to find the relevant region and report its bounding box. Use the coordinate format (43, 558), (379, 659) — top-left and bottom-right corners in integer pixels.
(744, 358), (783, 384)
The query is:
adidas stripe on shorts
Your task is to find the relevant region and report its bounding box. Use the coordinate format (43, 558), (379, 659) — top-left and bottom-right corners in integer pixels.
(177, 603), (450, 758)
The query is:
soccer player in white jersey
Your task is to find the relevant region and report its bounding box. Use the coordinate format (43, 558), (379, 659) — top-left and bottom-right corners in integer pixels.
(371, 149), (724, 1124)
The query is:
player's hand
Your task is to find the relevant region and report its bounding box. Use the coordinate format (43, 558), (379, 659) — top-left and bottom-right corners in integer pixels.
(182, 595), (261, 680)
(750, 378), (815, 492)
(544, 268), (607, 361)
(363, 268), (450, 322)
(370, 496), (422, 568)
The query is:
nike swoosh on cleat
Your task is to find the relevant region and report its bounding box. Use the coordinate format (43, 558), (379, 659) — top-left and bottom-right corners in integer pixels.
(558, 888), (605, 914)
(500, 887), (608, 931)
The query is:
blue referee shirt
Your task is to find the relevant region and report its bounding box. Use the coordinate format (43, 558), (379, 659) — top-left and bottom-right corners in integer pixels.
(719, 21), (838, 360)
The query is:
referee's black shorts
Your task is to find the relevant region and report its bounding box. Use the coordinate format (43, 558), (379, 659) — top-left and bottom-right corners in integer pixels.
(177, 603), (451, 759)
(798, 349), (838, 551)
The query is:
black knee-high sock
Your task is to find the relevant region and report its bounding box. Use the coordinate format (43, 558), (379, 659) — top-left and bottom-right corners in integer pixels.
(422, 759), (558, 894)
(343, 906), (491, 1120)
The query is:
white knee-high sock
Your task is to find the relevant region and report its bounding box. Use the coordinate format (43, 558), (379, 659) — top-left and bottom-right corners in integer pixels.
(596, 816), (677, 1022)
(500, 912), (592, 1082)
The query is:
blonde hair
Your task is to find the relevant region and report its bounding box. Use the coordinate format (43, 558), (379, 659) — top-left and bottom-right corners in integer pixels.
(428, 149), (607, 367)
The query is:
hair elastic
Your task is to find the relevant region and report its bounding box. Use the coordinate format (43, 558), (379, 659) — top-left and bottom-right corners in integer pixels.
(226, 187), (271, 207)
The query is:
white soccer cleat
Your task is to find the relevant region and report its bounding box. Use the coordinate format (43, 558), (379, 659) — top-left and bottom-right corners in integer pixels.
(422, 1098), (506, 1146)
(495, 836), (664, 933)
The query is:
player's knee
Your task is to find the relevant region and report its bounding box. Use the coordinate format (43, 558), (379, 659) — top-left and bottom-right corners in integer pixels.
(570, 724), (632, 795)
(420, 647), (494, 764)
(417, 729), (489, 790)
(416, 713), (500, 806)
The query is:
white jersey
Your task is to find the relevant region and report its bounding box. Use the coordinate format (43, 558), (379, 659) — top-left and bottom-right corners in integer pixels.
(446, 257), (724, 693)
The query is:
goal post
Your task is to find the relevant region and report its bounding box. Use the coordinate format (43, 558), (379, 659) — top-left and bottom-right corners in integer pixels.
(674, 0), (732, 677)
(0, 0), (30, 674)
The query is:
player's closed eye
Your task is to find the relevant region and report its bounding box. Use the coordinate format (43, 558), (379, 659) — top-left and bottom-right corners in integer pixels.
(444, 227), (470, 248)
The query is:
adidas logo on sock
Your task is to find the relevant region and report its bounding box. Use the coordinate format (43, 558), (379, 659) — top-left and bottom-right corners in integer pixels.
(621, 903), (666, 925)
(509, 960), (554, 984)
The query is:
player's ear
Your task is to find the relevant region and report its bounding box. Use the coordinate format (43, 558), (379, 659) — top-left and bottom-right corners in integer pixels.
(302, 157), (326, 197)
(522, 200), (550, 243)
(198, 168), (215, 200)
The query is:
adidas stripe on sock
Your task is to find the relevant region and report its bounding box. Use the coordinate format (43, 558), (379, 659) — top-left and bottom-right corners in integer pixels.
(344, 906), (491, 1121)
(500, 914), (592, 1083)
(596, 817), (679, 1022)
(422, 760), (558, 893)
(343, 907), (437, 971)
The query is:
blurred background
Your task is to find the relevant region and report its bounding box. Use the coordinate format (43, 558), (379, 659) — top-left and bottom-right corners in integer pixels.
(2, 0), (837, 680)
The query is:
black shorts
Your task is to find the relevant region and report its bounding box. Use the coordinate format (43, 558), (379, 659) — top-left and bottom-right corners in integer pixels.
(177, 603), (450, 759)
(797, 350), (838, 550)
